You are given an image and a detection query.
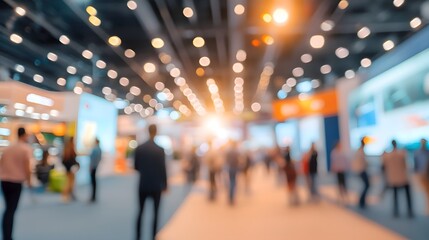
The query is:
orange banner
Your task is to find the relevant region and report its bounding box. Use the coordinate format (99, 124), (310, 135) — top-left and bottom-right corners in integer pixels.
(272, 89), (338, 121)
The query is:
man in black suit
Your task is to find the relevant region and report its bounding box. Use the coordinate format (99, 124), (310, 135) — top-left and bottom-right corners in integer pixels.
(134, 124), (168, 240)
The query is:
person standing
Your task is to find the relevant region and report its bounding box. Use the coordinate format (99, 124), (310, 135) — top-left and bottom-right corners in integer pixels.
(62, 137), (79, 202)
(308, 143), (319, 201)
(89, 138), (102, 203)
(205, 141), (221, 201)
(283, 146), (299, 205)
(0, 127), (32, 240)
(134, 125), (167, 240)
(331, 141), (350, 204)
(353, 138), (370, 209)
(225, 141), (240, 205)
(384, 140), (414, 218)
(414, 139), (429, 215)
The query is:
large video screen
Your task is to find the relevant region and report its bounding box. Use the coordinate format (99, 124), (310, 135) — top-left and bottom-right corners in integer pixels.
(349, 48), (429, 155)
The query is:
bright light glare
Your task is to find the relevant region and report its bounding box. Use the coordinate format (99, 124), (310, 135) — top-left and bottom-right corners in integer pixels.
(310, 35), (325, 49)
(127, 0), (138, 10)
(383, 40), (395, 51)
(193, 37), (205, 48)
(108, 36), (122, 47)
(273, 8), (289, 24)
(151, 38), (164, 49)
(15, 7), (26, 16)
(10, 34), (23, 44)
(234, 4), (245, 15)
(183, 7), (194, 18)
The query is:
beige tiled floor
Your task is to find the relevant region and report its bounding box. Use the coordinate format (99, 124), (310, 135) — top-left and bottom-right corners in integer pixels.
(158, 167), (404, 240)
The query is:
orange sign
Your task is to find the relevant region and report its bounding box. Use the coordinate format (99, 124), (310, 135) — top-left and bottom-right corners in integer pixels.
(272, 89), (338, 121)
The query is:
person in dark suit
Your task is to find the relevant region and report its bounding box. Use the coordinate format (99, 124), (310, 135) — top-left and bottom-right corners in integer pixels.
(134, 124), (168, 240)
(308, 142), (319, 201)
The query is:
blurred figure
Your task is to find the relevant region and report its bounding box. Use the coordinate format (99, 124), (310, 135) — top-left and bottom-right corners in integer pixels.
(242, 151), (253, 194)
(187, 146), (200, 183)
(89, 138), (102, 203)
(225, 141), (240, 205)
(264, 148), (273, 174)
(308, 143), (319, 201)
(62, 137), (79, 202)
(384, 140), (414, 218)
(283, 146), (299, 205)
(134, 124), (168, 240)
(353, 138), (370, 209)
(413, 139), (429, 215)
(35, 149), (54, 191)
(0, 127), (32, 240)
(330, 141), (349, 204)
(379, 151), (389, 200)
(205, 141), (221, 201)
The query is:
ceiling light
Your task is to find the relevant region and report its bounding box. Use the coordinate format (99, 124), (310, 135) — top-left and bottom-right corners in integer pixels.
(236, 50), (247, 62)
(107, 69), (118, 79)
(144, 62), (156, 73)
(232, 62), (244, 73)
(102, 87), (112, 95)
(15, 64), (25, 73)
(86, 6), (97, 16)
(74, 86), (83, 95)
(119, 77), (129, 87)
(383, 40), (395, 51)
(273, 8), (289, 24)
(155, 82), (165, 91)
(193, 37), (205, 48)
(57, 78), (66, 86)
(251, 103), (261, 112)
(127, 0), (138, 10)
(183, 7), (194, 18)
(199, 57), (210, 67)
(286, 77), (297, 87)
(282, 84), (291, 93)
(235, 77), (244, 85)
(96, 60), (106, 69)
(196, 67), (205, 77)
(262, 13), (272, 23)
(320, 64), (332, 74)
(10, 34), (23, 44)
(175, 77), (186, 86)
(263, 35), (274, 45)
(124, 49), (135, 58)
(338, 0), (349, 9)
(234, 4), (245, 15)
(47, 52), (58, 62)
(151, 38), (164, 49)
(335, 47), (349, 58)
(357, 26), (371, 39)
(170, 68), (181, 78)
(321, 20), (335, 31)
(82, 50), (93, 59)
(33, 74), (44, 83)
(159, 53), (172, 64)
(130, 86), (141, 96)
(89, 16), (101, 26)
(277, 90), (287, 99)
(345, 70), (355, 79)
(67, 66), (77, 75)
(59, 35), (70, 45)
(301, 54), (312, 63)
(108, 36), (121, 47)
(82, 76), (93, 84)
(15, 7), (26, 16)
(361, 58), (372, 68)
(310, 35), (325, 49)
(311, 79), (321, 88)
(393, 0), (405, 7)
(297, 81), (312, 93)
(410, 17), (422, 29)
(292, 67), (304, 77)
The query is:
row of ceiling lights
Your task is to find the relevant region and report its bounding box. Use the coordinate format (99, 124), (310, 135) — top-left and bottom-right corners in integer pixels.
(206, 79), (225, 113)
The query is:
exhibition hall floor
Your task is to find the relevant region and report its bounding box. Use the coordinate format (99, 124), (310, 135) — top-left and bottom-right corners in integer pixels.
(1, 166), (429, 240)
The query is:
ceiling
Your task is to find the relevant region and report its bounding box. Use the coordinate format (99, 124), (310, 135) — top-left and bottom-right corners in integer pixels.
(0, 0), (428, 118)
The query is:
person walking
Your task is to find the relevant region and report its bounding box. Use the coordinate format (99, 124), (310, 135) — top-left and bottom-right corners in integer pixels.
(384, 140), (414, 218)
(353, 138), (370, 209)
(205, 141), (222, 201)
(414, 138), (429, 215)
(308, 143), (319, 201)
(89, 138), (102, 203)
(331, 141), (350, 204)
(0, 127), (32, 240)
(134, 124), (168, 240)
(283, 146), (299, 205)
(35, 149), (54, 192)
(225, 141), (240, 205)
(62, 137), (79, 202)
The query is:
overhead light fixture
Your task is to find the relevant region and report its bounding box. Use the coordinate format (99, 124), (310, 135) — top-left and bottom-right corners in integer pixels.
(96, 60), (106, 69)
(393, 0), (405, 7)
(170, 68), (181, 78)
(310, 35), (325, 49)
(73, 86), (83, 95)
(108, 36), (121, 47)
(10, 34), (23, 44)
(15, 6), (26, 16)
(199, 57), (210, 67)
(33, 74), (44, 83)
(232, 62), (244, 73)
(361, 58), (372, 68)
(383, 40), (395, 51)
(119, 77), (129, 87)
(89, 16), (101, 26)
(236, 50), (247, 62)
(193, 37), (205, 48)
(277, 90), (287, 100)
(311, 79), (321, 88)
(67, 66), (77, 75)
(107, 69), (118, 79)
(320, 64), (332, 74)
(297, 81), (312, 93)
(410, 17), (422, 29)
(273, 8), (289, 24)
(251, 102), (261, 112)
(159, 53), (172, 64)
(127, 0), (138, 10)
(155, 82), (165, 91)
(82, 50), (93, 59)
(338, 0), (349, 10)
(234, 4), (245, 15)
(144, 62), (156, 73)
(82, 76), (93, 84)
(357, 26), (371, 39)
(301, 54), (312, 63)
(196, 67), (205, 77)
(86, 6), (97, 16)
(15, 64), (25, 73)
(47, 52), (58, 62)
(124, 49), (135, 58)
(57, 78), (66, 86)
(286, 77), (297, 87)
(183, 7), (194, 18)
(263, 35), (274, 45)
(102, 87), (112, 95)
(59, 35), (70, 45)
(262, 13), (272, 23)
(335, 47), (349, 59)
(292, 67), (304, 77)
(345, 70), (356, 79)
(321, 20), (335, 31)
(151, 38), (164, 49)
